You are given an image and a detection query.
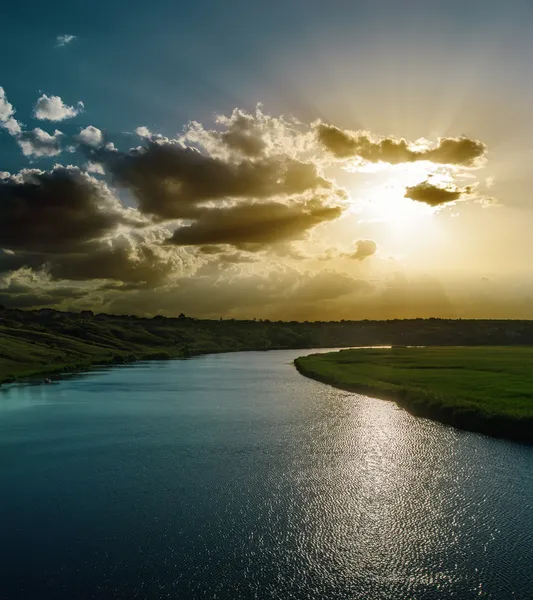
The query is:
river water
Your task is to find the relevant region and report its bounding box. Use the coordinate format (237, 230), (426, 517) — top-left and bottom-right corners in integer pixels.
(1, 349), (532, 600)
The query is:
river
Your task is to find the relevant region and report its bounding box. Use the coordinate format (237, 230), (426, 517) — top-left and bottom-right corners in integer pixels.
(1, 349), (532, 600)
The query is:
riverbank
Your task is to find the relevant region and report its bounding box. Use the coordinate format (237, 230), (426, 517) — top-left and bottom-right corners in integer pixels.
(0, 312), (302, 385)
(3, 306), (533, 388)
(295, 347), (533, 443)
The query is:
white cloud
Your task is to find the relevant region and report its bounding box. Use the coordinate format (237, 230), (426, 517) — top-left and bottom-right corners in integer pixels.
(179, 106), (315, 162)
(86, 161), (105, 175)
(135, 126), (152, 138)
(56, 34), (77, 47)
(17, 128), (63, 157)
(33, 94), (84, 121)
(77, 125), (104, 147)
(0, 86), (22, 135)
(134, 126), (170, 144)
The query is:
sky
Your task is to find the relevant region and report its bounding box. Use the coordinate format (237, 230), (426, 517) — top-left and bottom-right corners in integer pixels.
(1, 0), (533, 320)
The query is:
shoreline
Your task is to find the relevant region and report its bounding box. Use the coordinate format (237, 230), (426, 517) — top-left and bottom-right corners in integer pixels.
(4, 308), (533, 388)
(0, 344), (331, 388)
(0, 346), (273, 387)
(294, 354), (533, 445)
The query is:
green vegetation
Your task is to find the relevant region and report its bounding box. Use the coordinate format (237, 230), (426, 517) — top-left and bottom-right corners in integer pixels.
(2, 303), (533, 415)
(295, 347), (533, 443)
(0, 308), (313, 384)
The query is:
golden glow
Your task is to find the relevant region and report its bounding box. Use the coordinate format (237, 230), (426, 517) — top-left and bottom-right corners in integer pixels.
(348, 162), (454, 231)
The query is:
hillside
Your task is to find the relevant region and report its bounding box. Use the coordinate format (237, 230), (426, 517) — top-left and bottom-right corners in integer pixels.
(2, 306), (533, 384)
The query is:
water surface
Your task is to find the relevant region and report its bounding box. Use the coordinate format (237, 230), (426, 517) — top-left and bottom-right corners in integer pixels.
(1, 350), (532, 599)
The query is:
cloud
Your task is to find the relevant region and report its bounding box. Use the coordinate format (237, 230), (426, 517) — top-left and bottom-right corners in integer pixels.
(0, 102), (497, 319)
(0, 167), (128, 254)
(107, 142), (335, 219)
(184, 109), (266, 158)
(0, 86), (22, 135)
(0, 165), (187, 286)
(56, 34), (77, 47)
(45, 236), (184, 285)
(0, 236), (184, 288)
(0, 279), (87, 309)
(316, 123), (486, 166)
(404, 181), (471, 206)
(180, 106), (313, 161)
(168, 199), (343, 248)
(423, 138), (486, 166)
(77, 125), (104, 147)
(105, 268), (371, 319)
(33, 94), (84, 121)
(350, 239), (378, 261)
(86, 161), (105, 175)
(17, 128), (63, 157)
(135, 126), (153, 138)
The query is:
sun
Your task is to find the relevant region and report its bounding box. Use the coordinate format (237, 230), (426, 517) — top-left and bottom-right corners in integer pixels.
(363, 183), (435, 227)
(349, 161), (451, 231)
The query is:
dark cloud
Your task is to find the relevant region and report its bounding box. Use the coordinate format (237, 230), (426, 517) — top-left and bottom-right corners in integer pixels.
(0, 167), (180, 286)
(0, 281), (86, 309)
(350, 239), (378, 261)
(0, 167), (125, 253)
(316, 123), (486, 166)
(404, 181), (470, 206)
(107, 143), (332, 219)
(46, 239), (182, 285)
(0, 250), (45, 273)
(423, 138), (486, 166)
(167, 199), (342, 248)
(0, 238), (182, 286)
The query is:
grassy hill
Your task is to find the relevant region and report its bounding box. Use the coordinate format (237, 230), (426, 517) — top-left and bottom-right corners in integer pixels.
(3, 306), (533, 386)
(295, 347), (533, 442)
(0, 309), (312, 384)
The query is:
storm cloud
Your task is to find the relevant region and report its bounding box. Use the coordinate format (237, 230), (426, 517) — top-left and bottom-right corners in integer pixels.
(0, 167), (127, 253)
(0, 280), (87, 309)
(107, 142), (333, 220)
(168, 199), (342, 248)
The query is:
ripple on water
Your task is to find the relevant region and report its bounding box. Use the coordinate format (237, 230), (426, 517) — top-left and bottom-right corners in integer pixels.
(0, 350), (532, 600)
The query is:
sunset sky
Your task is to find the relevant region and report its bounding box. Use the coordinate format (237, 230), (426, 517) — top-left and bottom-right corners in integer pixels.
(1, 0), (533, 320)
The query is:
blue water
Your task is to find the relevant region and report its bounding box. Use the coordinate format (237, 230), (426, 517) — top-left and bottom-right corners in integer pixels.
(1, 350), (532, 600)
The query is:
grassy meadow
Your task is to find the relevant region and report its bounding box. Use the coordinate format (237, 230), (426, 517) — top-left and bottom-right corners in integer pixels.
(295, 347), (533, 442)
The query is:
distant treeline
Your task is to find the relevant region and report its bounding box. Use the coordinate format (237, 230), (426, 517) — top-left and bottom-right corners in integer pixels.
(2, 306), (533, 384)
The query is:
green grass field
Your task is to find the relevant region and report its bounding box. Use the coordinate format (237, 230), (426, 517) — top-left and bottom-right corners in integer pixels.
(295, 347), (533, 442)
